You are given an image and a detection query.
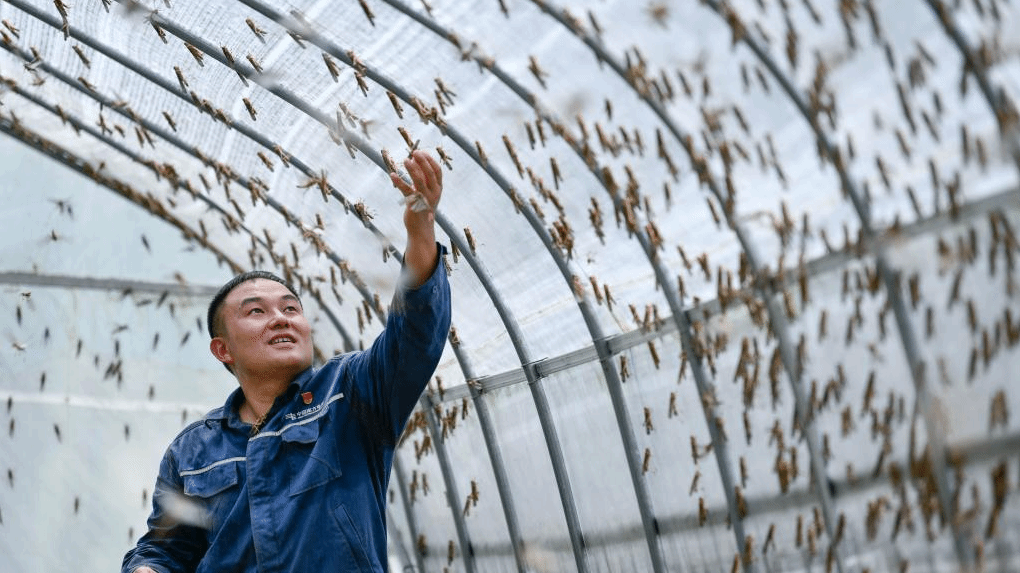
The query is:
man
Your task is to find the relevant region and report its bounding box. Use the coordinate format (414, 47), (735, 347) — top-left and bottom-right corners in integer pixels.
(123, 150), (450, 572)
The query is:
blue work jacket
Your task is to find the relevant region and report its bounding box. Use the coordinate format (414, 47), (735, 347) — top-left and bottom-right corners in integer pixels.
(123, 259), (450, 572)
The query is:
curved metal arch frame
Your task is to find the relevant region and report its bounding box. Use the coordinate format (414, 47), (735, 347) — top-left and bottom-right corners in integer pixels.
(0, 116), (249, 277)
(3, 2), (1011, 566)
(510, 2), (859, 571)
(0, 0), (404, 331)
(920, 0), (1020, 174)
(8, 2), (668, 570)
(392, 457), (428, 573)
(373, 2), (680, 568)
(99, 5), (492, 569)
(0, 5), (475, 568)
(447, 338), (528, 572)
(103, 1), (601, 569)
(0, 67), (361, 357)
(417, 391), (477, 573)
(503, 1), (866, 568)
(431, 211), (590, 573)
(696, 0), (1010, 567)
(572, 20), (846, 573)
(231, 2), (677, 570)
(499, 2), (836, 570)
(503, 5), (753, 570)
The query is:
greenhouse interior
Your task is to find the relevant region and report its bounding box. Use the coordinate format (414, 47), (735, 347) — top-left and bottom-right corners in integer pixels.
(0, 0), (1018, 571)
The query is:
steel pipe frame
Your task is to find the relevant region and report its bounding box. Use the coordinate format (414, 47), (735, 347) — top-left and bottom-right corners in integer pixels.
(0, 10), (454, 567)
(0, 30), (437, 573)
(106, 1), (599, 569)
(434, 183), (1018, 402)
(234, 1), (669, 570)
(513, 1), (851, 569)
(508, 2), (855, 571)
(54, 2), (482, 567)
(0, 34), (358, 352)
(507, 7), (754, 572)
(446, 337), (528, 572)
(541, 0), (859, 565)
(920, 0), (1020, 174)
(365, 1), (686, 570)
(918, 0), (1020, 560)
(392, 457), (428, 573)
(0, 271), (220, 296)
(8, 2), (644, 567)
(418, 391), (477, 573)
(0, 0), (414, 308)
(704, 1), (985, 567)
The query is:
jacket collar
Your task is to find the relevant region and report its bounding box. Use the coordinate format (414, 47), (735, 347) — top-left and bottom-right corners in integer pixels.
(206, 366), (316, 428)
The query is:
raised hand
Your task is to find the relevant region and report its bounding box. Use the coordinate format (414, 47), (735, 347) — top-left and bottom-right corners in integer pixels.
(389, 150), (443, 288)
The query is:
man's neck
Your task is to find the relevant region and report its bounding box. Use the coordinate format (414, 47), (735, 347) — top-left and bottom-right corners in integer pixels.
(237, 374), (292, 423)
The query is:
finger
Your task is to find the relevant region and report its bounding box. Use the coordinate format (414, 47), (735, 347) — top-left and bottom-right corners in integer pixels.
(410, 150), (440, 195)
(421, 151), (442, 190)
(390, 172), (413, 196)
(404, 155), (429, 196)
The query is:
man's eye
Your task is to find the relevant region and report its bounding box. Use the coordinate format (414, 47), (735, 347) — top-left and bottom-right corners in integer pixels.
(285, 306), (298, 312)
(248, 308), (263, 314)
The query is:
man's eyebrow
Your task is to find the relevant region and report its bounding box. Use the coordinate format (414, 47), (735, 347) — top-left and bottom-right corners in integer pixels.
(239, 294), (301, 308)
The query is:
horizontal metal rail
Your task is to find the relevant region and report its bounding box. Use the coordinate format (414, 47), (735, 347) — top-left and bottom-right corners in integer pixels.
(434, 184), (1019, 404)
(0, 271), (219, 296)
(408, 428), (1020, 558)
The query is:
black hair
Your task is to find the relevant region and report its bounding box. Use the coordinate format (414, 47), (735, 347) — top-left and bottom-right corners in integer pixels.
(207, 270), (301, 339)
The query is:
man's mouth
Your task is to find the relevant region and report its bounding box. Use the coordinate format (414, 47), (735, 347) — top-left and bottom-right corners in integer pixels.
(269, 335), (296, 345)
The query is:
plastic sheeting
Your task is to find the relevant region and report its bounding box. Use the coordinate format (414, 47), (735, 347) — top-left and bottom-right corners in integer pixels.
(0, 0), (1018, 571)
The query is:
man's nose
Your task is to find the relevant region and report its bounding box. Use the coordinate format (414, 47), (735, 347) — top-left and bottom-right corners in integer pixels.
(269, 309), (291, 327)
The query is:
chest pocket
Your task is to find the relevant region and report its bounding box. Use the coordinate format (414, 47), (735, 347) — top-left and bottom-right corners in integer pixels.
(280, 420), (342, 496)
(182, 462), (241, 497)
(180, 462), (242, 530)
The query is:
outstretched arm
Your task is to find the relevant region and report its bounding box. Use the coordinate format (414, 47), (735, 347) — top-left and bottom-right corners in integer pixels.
(389, 149), (443, 289)
(336, 149), (450, 441)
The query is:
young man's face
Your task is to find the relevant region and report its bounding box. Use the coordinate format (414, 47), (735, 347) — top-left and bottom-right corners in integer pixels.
(212, 279), (313, 381)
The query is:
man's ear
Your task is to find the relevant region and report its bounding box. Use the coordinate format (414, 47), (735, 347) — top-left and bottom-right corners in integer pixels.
(210, 337), (233, 366)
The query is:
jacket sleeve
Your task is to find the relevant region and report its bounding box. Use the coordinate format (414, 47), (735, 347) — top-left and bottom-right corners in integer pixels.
(122, 448), (208, 573)
(347, 243), (451, 443)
